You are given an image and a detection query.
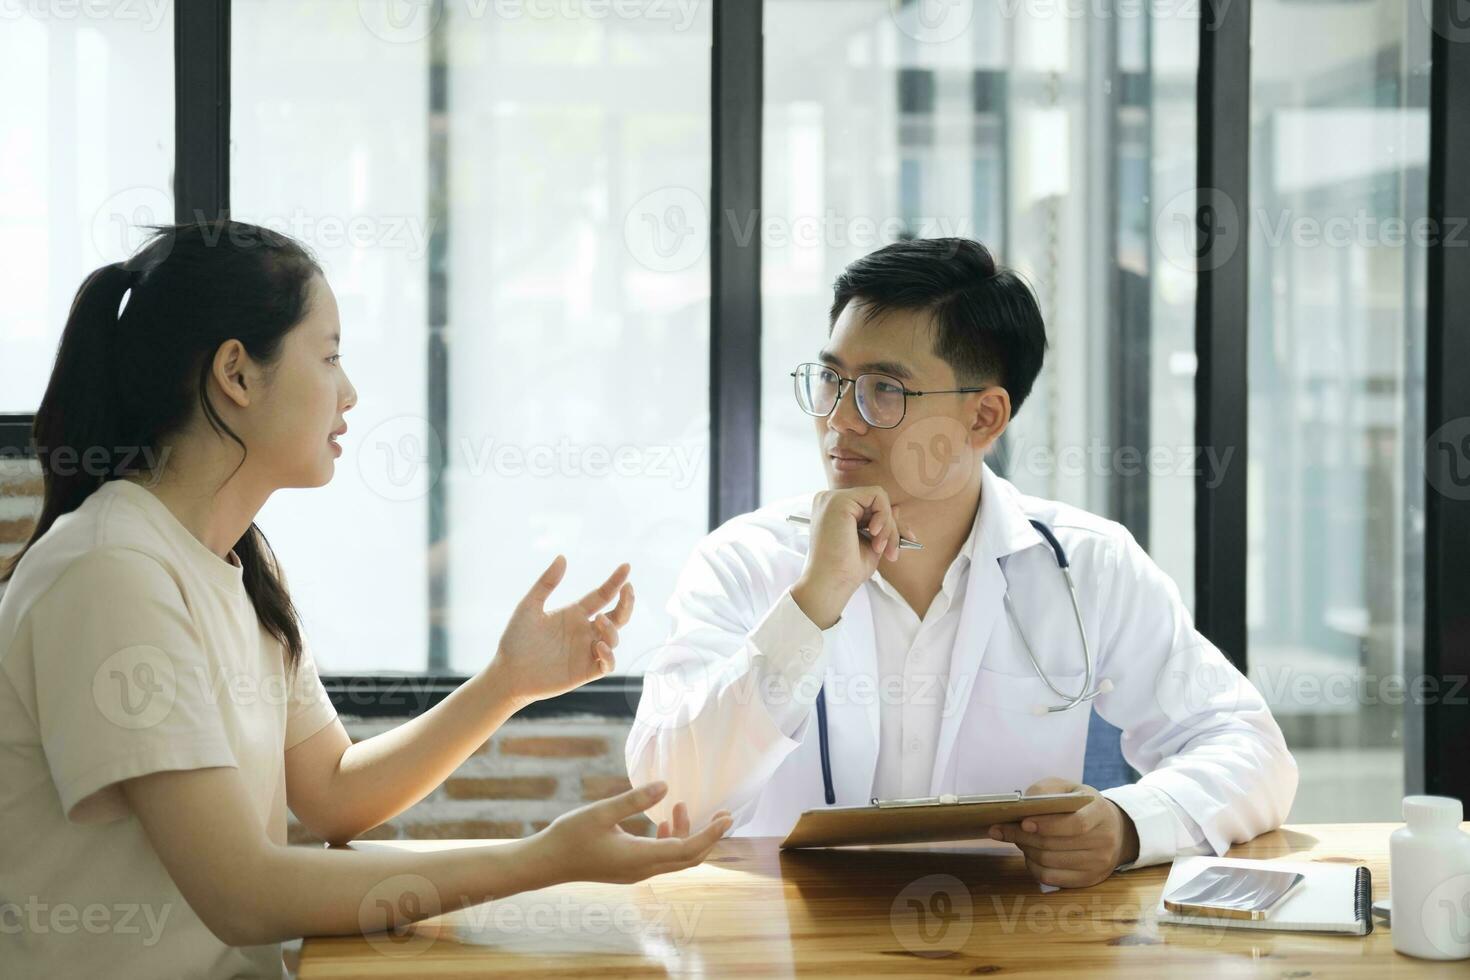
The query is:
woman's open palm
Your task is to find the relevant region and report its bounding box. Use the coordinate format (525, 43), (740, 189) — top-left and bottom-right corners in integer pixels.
(492, 556), (634, 704)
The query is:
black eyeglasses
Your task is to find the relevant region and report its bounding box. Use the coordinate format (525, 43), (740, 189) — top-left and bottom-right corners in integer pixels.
(790, 362), (987, 429)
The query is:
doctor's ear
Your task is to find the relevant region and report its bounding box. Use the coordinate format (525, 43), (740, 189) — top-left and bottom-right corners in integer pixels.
(969, 387), (1011, 453)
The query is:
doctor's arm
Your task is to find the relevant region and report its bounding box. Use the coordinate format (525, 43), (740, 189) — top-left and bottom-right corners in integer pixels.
(626, 542), (851, 829)
(627, 489), (913, 828)
(1091, 530), (1299, 869)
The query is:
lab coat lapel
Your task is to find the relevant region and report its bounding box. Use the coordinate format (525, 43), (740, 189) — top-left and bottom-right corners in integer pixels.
(826, 583), (881, 805)
(928, 555), (1004, 795)
(928, 463), (1045, 796)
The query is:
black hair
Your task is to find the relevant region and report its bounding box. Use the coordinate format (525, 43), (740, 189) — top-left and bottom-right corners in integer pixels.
(1, 220), (323, 673)
(829, 237), (1048, 416)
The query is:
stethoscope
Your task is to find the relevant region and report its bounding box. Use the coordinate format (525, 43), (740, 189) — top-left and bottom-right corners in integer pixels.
(815, 518), (1112, 806)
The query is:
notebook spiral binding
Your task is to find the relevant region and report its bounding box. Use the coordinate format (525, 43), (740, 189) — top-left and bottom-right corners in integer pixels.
(1353, 866), (1373, 934)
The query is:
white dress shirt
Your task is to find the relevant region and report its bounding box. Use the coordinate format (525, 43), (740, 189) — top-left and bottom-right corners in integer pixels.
(864, 531), (968, 801)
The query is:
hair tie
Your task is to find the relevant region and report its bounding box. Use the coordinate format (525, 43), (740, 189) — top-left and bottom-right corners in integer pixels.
(111, 261), (141, 286)
(110, 263), (141, 323)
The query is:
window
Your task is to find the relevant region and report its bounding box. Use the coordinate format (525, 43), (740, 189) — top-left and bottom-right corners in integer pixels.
(1246, 0), (1428, 820)
(231, 0), (710, 674)
(760, 0), (1196, 600)
(0, 2), (173, 413)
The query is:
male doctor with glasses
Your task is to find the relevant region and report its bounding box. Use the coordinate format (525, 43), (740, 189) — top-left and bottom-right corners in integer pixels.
(628, 238), (1296, 888)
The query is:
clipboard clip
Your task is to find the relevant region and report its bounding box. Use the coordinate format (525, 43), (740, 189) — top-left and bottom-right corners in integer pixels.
(870, 791), (1023, 808)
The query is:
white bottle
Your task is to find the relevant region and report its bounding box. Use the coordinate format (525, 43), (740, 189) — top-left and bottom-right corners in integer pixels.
(1390, 795), (1470, 960)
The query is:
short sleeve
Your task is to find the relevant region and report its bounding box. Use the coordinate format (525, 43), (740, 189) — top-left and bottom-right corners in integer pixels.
(284, 639), (338, 751)
(28, 548), (238, 825)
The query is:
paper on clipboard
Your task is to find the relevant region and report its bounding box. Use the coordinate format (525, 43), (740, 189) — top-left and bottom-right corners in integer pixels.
(779, 791), (1092, 849)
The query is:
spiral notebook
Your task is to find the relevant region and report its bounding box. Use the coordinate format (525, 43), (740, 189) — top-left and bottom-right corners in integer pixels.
(1155, 856), (1373, 935)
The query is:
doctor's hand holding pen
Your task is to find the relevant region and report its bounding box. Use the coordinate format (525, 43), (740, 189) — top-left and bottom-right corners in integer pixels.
(789, 486), (920, 629)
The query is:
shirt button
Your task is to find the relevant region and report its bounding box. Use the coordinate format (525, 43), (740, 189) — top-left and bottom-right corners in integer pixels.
(907, 738), (922, 753)
(802, 647), (817, 664)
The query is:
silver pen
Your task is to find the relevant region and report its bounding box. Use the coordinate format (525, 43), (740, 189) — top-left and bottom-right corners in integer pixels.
(785, 513), (923, 550)
(871, 791), (1022, 808)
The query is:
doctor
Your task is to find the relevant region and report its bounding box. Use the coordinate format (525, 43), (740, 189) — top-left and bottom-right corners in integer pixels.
(627, 237), (1297, 888)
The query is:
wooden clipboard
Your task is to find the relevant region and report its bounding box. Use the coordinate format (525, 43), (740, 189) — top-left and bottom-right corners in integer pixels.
(779, 791), (1093, 849)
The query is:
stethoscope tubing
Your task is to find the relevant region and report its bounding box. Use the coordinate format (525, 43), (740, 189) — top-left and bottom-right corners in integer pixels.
(815, 518), (1099, 807)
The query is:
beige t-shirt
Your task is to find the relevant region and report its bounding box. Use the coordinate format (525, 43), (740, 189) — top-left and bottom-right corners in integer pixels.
(0, 478), (339, 979)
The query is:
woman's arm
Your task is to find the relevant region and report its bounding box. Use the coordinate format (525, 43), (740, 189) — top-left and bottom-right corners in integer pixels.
(287, 556), (634, 843)
(122, 765), (728, 947)
(286, 663), (528, 844)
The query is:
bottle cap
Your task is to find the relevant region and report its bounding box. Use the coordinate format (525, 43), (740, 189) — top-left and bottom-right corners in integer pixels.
(1403, 794), (1463, 830)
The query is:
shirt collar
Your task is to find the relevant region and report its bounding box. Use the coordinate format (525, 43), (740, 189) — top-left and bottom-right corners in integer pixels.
(972, 460), (1047, 564)
(870, 461), (1046, 599)
(104, 479), (247, 592)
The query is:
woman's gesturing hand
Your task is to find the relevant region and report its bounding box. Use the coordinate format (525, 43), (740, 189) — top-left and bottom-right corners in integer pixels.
(534, 781), (732, 886)
(489, 555), (635, 705)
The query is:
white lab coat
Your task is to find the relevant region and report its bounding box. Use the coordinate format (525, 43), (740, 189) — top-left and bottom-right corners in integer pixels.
(627, 463), (1297, 867)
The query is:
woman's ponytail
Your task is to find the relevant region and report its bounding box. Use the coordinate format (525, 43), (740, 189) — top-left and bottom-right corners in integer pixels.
(2, 223), (321, 674)
(4, 263), (139, 574)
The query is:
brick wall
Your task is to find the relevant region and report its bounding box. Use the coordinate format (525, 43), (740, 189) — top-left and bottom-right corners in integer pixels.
(292, 715), (644, 844)
(0, 458), (42, 561)
(285, 720), (642, 978)
(0, 458), (646, 843)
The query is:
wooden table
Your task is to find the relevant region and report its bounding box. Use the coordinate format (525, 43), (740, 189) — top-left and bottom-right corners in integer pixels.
(299, 823), (1469, 978)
